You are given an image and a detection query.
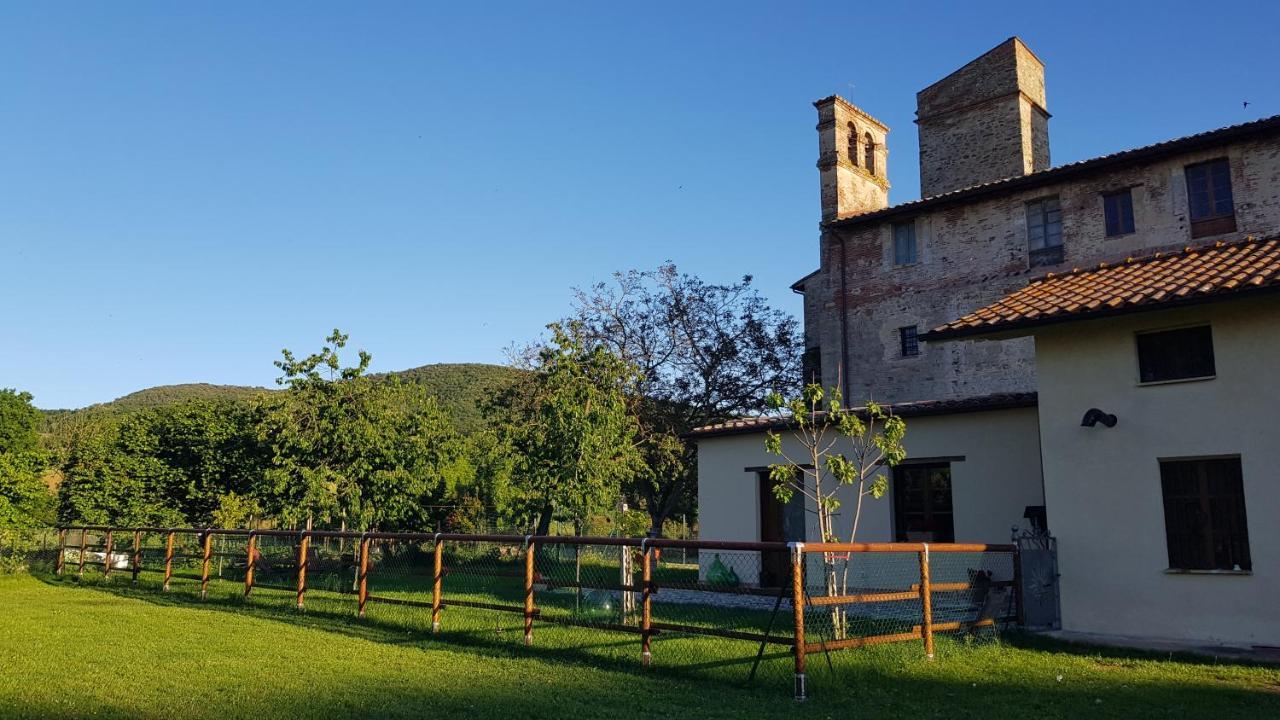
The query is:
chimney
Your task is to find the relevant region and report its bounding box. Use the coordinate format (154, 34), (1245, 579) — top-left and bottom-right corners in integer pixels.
(916, 37), (1049, 198)
(815, 95), (890, 222)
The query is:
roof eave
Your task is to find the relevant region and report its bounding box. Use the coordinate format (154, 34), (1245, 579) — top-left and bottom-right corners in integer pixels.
(925, 282), (1280, 343)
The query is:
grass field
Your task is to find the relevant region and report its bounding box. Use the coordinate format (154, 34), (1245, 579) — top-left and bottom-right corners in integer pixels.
(1, 574), (1278, 719)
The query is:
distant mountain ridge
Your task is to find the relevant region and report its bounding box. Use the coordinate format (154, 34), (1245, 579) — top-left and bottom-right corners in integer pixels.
(39, 363), (526, 436)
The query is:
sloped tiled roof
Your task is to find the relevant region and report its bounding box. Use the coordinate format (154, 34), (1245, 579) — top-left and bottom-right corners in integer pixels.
(925, 236), (1280, 341)
(687, 392), (1037, 439)
(825, 114), (1280, 229)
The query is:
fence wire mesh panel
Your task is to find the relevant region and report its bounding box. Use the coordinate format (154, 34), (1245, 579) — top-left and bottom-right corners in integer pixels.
(45, 528), (1019, 698)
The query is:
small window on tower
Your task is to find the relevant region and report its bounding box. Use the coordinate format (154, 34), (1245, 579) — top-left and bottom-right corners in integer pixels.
(899, 326), (919, 357)
(1103, 189), (1136, 237)
(847, 123), (859, 167)
(864, 133), (877, 176)
(893, 221), (917, 265)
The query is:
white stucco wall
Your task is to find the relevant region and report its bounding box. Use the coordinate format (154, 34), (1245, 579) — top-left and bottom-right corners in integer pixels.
(1033, 295), (1280, 646)
(695, 405), (1045, 548)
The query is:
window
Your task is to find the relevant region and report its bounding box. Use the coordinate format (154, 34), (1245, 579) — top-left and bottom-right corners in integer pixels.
(1160, 457), (1251, 571)
(1185, 159), (1236, 238)
(847, 123), (859, 167)
(899, 325), (919, 357)
(1136, 325), (1215, 383)
(893, 463), (954, 542)
(1026, 196), (1064, 266)
(893, 221), (917, 265)
(1103, 189), (1135, 236)
(864, 132), (876, 176)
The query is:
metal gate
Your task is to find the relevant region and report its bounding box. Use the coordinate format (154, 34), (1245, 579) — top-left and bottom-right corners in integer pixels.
(1014, 528), (1060, 630)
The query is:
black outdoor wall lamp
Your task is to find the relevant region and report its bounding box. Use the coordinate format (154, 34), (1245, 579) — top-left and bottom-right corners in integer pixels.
(1080, 408), (1118, 428)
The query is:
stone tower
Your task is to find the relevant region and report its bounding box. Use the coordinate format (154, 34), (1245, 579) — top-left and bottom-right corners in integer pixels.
(916, 37), (1049, 198)
(815, 95), (890, 221)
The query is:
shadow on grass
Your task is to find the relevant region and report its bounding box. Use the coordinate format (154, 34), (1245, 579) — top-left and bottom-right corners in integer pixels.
(32, 570), (795, 692)
(1003, 630), (1280, 670)
(27, 570), (1280, 718)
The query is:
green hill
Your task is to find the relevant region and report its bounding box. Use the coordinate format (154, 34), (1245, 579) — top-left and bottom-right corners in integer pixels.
(377, 363), (529, 435)
(40, 364), (527, 437)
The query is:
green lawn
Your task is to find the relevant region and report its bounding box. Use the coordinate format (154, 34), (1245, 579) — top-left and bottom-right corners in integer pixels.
(1, 574), (1277, 719)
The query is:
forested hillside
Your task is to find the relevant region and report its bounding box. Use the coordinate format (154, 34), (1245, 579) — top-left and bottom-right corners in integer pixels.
(41, 364), (526, 438)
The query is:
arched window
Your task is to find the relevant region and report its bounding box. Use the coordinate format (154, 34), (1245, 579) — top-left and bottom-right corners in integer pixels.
(847, 123), (859, 166)
(864, 133), (877, 176)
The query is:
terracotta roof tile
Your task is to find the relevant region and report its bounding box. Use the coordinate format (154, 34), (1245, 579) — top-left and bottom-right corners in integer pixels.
(925, 236), (1280, 340)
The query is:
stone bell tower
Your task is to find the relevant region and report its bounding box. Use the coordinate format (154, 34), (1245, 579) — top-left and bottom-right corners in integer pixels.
(815, 95), (890, 222)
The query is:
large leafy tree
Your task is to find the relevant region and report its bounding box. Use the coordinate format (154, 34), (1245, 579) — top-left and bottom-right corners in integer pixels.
(0, 389), (54, 526)
(260, 329), (473, 531)
(568, 263), (802, 531)
(499, 323), (642, 536)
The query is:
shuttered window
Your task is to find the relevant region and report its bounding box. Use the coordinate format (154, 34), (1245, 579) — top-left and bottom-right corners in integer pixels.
(1160, 457), (1251, 571)
(1026, 196), (1064, 266)
(1185, 159), (1236, 238)
(1103, 189), (1135, 236)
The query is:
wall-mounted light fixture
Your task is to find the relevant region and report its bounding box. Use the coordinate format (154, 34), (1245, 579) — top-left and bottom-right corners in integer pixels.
(1080, 408), (1118, 428)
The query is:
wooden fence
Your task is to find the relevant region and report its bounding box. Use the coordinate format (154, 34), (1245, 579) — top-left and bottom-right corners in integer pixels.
(54, 526), (1019, 700)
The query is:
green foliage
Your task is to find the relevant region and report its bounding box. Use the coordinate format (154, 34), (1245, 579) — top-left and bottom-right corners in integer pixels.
(498, 323), (642, 534)
(0, 389), (54, 528)
(260, 330), (474, 531)
(764, 384), (906, 544)
(382, 363), (529, 436)
(568, 263), (802, 531)
(0, 389), (43, 456)
(56, 397), (270, 527)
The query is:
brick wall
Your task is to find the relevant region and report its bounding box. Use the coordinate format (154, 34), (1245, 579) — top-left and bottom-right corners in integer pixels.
(807, 135), (1280, 404)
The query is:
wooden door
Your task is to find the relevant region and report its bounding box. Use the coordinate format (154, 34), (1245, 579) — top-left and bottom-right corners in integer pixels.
(758, 473), (789, 587)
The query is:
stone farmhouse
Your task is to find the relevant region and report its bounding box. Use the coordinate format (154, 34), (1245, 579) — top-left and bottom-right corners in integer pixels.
(692, 37), (1280, 648)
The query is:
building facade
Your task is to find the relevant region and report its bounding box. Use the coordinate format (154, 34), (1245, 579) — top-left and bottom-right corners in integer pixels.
(694, 36), (1280, 647)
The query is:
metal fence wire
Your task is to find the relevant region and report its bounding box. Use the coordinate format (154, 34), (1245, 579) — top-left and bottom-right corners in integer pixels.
(43, 527), (1020, 699)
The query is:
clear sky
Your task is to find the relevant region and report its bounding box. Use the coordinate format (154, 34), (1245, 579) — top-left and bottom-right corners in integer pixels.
(4, 1), (1278, 409)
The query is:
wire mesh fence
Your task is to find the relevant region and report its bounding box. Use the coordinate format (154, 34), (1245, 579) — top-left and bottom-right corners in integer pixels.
(40, 527), (1020, 699)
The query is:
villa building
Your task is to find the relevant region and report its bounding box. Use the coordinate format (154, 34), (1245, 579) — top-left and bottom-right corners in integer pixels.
(692, 37), (1280, 648)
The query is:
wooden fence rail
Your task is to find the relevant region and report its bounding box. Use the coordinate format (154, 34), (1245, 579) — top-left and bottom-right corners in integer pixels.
(54, 526), (1020, 701)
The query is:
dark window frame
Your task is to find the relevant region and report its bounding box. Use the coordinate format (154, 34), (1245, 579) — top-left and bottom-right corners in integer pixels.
(864, 132), (876, 176)
(899, 325), (919, 357)
(1136, 325), (1215, 384)
(1159, 456), (1251, 572)
(1185, 158), (1236, 239)
(1103, 188), (1136, 237)
(893, 220), (918, 265)
(847, 123), (859, 167)
(892, 462), (955, 543)
(1026, 196), (1064, 267)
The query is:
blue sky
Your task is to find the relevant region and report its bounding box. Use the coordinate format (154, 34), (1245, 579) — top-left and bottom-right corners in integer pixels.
(4, 1), (1278, 409)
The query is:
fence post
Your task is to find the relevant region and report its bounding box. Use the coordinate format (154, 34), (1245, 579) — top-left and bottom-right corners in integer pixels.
(523, 536), (535, 646)
(1012, 545), (1024, 627)
(76, 528), (88, 578)
(102, 529), (114, 579)
(641, 540), (652, 667)
(131, 530), (141, 585)
(919, 544), (934, 660)
(296, 531), (310, 610)
(244, 532), (257, 598)
(431, 533), (443, 633)
(200, 530), (213, 599)
(357, 535), (370, 618)
(55, 529), (66, 576)
(790, 542), (806, 701)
